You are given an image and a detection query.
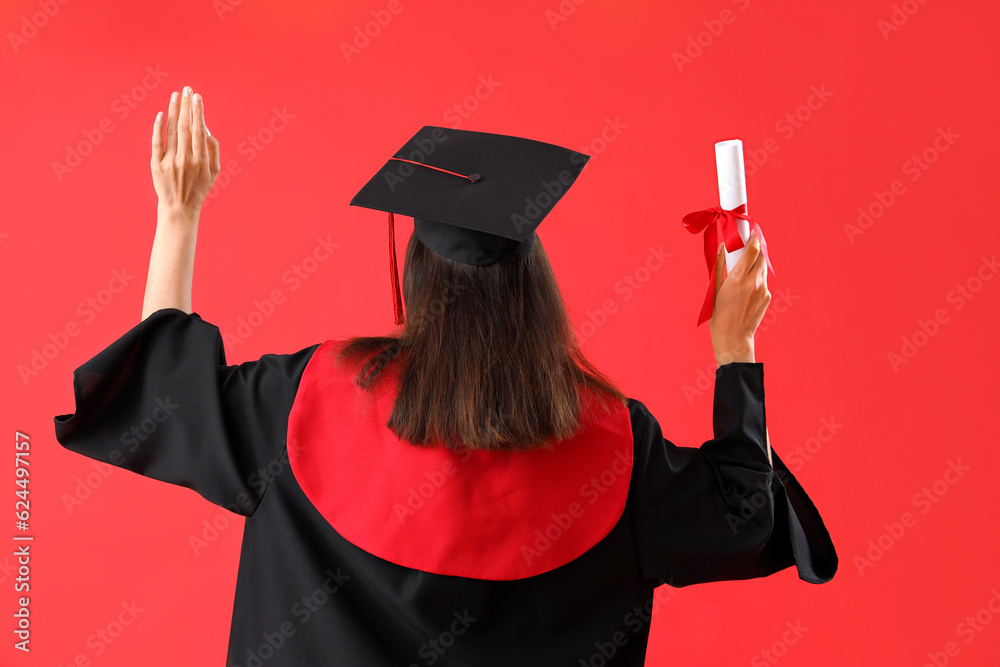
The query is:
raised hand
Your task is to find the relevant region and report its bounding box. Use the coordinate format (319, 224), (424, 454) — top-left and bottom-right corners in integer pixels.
(709, 232), (772, 365)
(151, 86), (221, 219)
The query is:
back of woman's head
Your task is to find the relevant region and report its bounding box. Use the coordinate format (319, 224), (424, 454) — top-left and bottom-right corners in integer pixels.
(335, 233), (626, 451)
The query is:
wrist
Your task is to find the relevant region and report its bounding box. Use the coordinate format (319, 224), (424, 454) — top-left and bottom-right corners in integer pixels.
(157, 201), (201, 227)
(715, 340), (755, 366)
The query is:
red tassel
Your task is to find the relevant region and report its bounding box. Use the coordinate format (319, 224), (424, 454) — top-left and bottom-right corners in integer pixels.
(388, 212), (405, 326)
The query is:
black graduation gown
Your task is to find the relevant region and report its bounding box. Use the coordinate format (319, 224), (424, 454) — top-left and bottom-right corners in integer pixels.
(53, 307), (837, 666)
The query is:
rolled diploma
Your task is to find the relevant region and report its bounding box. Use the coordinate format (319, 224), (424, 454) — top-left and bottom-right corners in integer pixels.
(714, 139), (752, 275)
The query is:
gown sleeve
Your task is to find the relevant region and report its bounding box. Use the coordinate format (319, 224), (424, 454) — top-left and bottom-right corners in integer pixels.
(53, 307), (318, 517)
(629, 362), (838, 589)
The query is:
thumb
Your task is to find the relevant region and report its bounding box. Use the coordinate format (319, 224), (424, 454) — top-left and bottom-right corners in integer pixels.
(714, 242), (726, 295)
(207, 135), (221, 178)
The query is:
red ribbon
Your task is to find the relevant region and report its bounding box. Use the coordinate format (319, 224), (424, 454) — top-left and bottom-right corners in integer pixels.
(681, 203), (775, 326)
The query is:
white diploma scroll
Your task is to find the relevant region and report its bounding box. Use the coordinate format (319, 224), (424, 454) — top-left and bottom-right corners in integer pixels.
(714, 139), (752, 275)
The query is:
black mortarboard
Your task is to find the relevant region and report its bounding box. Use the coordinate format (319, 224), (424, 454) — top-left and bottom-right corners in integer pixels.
(350, 125), (591, 325)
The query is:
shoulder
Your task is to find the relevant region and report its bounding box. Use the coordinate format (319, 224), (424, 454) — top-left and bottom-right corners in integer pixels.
(222, 338), (327, 411)
(623, 396), (657, 438)
(285, 338), (371, 405)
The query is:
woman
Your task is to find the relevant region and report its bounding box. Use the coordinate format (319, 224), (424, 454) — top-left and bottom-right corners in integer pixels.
(54, 86), (837, 666)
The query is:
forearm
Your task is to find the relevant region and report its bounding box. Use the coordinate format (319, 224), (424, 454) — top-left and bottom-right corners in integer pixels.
(712, 360), (774, 468)
(141, 204), (199, 321)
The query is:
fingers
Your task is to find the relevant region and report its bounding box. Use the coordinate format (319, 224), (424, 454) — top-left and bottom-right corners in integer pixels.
(191, 92), (209, 165)
(713, 241), (727, 295)
(177, 86), (193, 162)
(748, 233), (769, 286)
(756, 246), (769, 288)
(151, 111), (164, 164)
(714, 231), (772, 338)
(736, 230), (762, 277)
(165, 90), (180, 157)
(754, 282), (772, 325)
(208, 135), (221, 178)
(749, 232), (770, 320)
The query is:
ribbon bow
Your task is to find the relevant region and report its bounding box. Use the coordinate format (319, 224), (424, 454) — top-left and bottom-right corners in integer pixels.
(681, 203), (775, 326)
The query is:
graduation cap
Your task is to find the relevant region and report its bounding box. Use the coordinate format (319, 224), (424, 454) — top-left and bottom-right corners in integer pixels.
(350, 125), (591, 325)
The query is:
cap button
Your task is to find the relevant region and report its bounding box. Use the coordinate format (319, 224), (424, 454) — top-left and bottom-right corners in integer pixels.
(468, 173), (481, 183)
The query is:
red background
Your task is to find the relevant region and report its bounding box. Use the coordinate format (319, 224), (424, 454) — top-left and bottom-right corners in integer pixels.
(3, 0), (999, 664)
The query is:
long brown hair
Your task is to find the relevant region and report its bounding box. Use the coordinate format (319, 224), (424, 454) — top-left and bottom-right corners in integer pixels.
(333, 232), (627, 452)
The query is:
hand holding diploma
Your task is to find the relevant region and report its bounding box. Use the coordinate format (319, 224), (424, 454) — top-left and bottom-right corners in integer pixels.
(709, 231), (771, 364)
